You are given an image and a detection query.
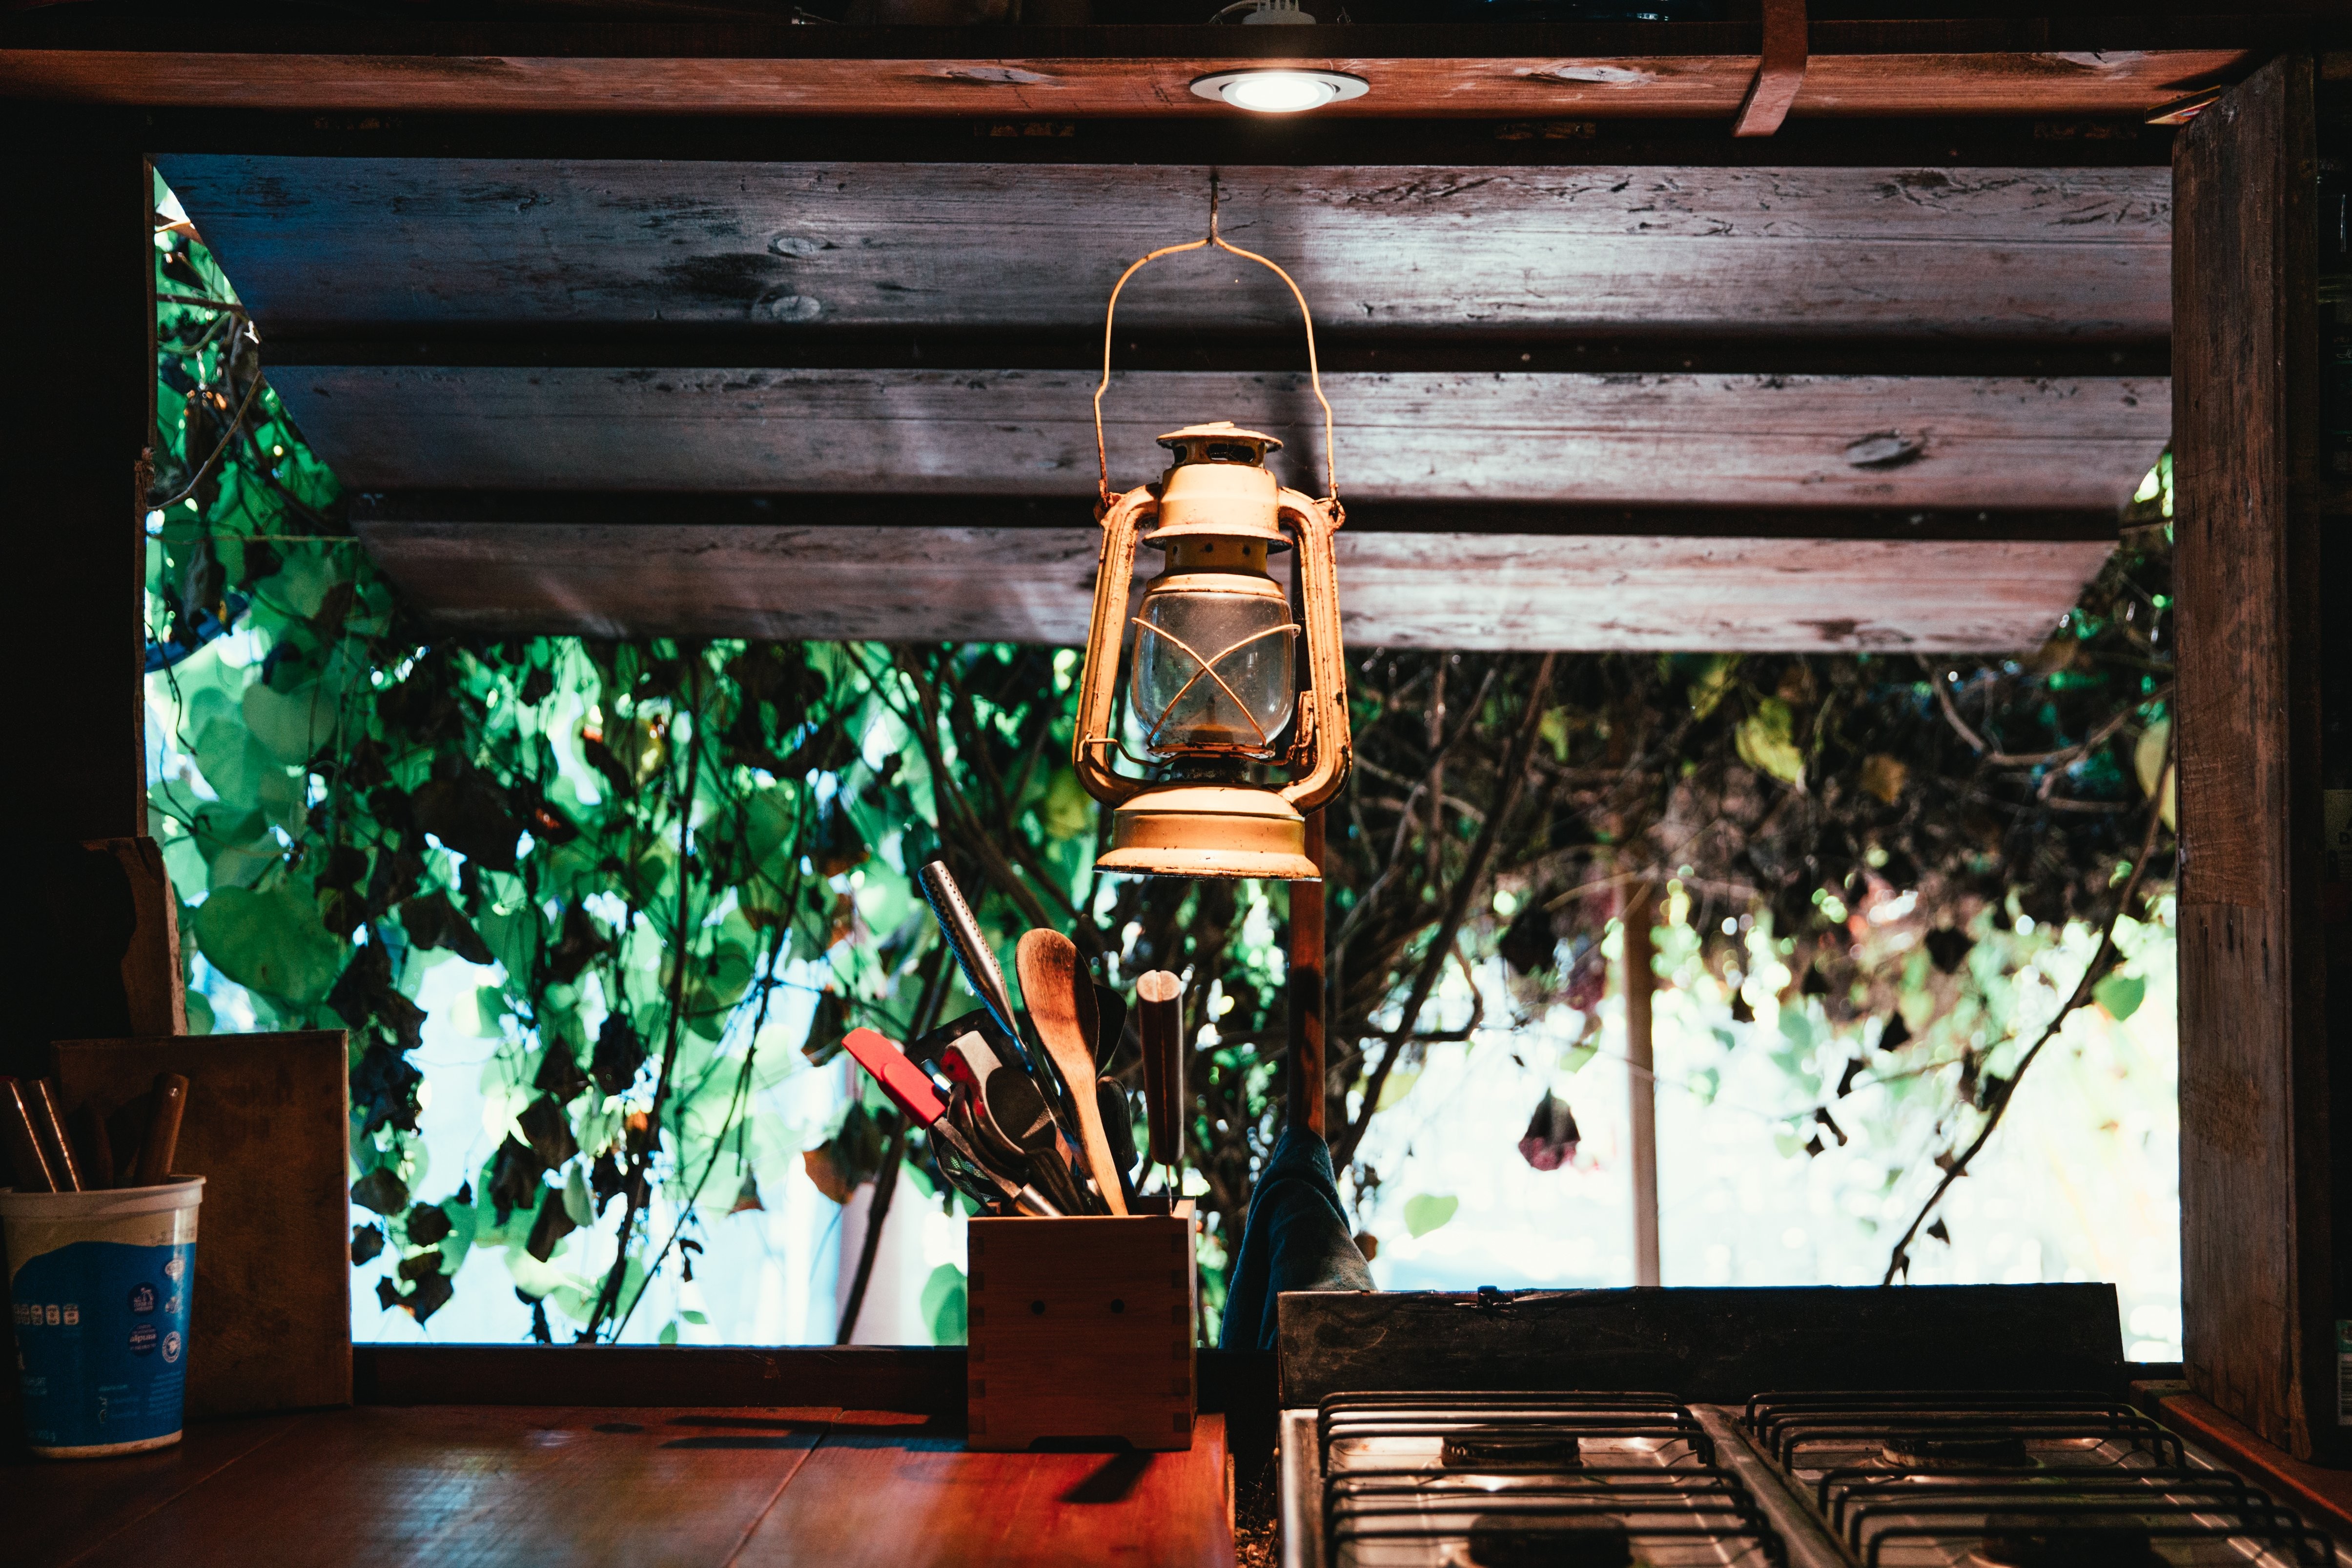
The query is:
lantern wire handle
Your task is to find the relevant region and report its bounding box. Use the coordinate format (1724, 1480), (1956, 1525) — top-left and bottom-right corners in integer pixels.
(1093, 170), (1339, 510)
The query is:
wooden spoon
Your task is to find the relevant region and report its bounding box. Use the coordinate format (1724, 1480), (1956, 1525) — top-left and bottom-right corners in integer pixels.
(1015, 929), (1128, 1217)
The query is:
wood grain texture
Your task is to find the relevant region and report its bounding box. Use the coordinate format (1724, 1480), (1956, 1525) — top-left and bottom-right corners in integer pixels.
(2171, 51), (2331, 1459)
(278, 365), (2169, 509)
(156, 155), (2172, 341)
(6, 1403), (1232, 1568)
(966, 1211), (1196, 1450)
(1277, 1283), (2126, 1407)
(1287, 813), (1326, 1139)
(48, 1032), (352, 1420)
(351, 520), (2114, 653)
(0, 1412), (306, 1568)
(59, 1405), (838, 1568)
(81, 837), (188, 1038)
(0, 29), (2253, 120)
(734, 1413), (1234, 1568)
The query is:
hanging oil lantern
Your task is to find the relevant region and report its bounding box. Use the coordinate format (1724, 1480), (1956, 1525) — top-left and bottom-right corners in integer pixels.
(1069, 201), (1351, 880)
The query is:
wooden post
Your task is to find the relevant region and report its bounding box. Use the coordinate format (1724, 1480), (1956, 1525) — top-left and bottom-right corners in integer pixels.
(1288, 810), (1327, 1140)
(9, 110), (149, 841)
(2173, 52), (2332, 1460)
(4, 109), (155, 1081)
(1622, 883), (1661, 1288)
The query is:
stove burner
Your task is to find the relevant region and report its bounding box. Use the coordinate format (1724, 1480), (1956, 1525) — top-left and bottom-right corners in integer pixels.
(1972, 1515), (2159, 1568)
(1442, 1431), (1583, 1470)
(1881, 1434), (2036, 1470)
(1465, 1515), (1630, 1568)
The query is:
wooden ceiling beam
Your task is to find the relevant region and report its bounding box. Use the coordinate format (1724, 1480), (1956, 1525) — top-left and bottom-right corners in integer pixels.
(164, 155), (2170, 343)
(256, 330), (2169, 380)
(0, 18), (2285, 119)
(273, 364), (2168, 510)
(351, 489), (2126, 541)
(133, 110), (2180, 171)
(349, 515), (2117, 653)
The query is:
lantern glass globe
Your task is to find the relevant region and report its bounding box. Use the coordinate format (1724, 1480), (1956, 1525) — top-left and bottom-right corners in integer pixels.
(1128, 568), (1297, 758)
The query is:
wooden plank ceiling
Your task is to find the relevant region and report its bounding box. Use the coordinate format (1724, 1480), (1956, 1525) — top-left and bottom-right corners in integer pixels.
(159, 142), (2173, 652)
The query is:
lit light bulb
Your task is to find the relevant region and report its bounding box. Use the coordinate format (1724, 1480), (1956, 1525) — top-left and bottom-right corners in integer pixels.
(1190, 69), (1369, 115)
(1225, 72), (1333, 112)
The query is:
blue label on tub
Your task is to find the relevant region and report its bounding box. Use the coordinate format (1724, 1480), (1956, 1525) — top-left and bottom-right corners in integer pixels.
(12, 1240), (193, 1450)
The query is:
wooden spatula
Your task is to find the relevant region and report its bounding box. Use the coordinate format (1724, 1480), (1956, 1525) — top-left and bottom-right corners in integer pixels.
(1136, 971), (1185, 1174)
(1015, 929), (1127, 1217)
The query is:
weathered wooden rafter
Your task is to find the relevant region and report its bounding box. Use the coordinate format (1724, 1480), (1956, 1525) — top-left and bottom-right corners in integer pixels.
(351, 513), (2120, 653)
(0, 16), (2283, 120)
(281, 363), (2166, 509)
(165, 155), (2171, 343)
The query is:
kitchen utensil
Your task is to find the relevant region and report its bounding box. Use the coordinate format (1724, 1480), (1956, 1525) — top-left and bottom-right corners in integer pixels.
(1016, 929), (1128, 1217)
(1136, 971), (1186, 1171)
(133, 1072), (190, 1187)
(1097, 1079), (1143, 1211)
(930, 1092), (1022, 1211)
(937, 1026), (1091, 1215)
(68, 1102), (115, 1190)
(27, 1078), (84, 1191)
(0, 1077), (59, 1192)
(1091, 982), (1128, 1073)
(916, 861), (1022, 1044)
(841, 1027), (1061, 1217)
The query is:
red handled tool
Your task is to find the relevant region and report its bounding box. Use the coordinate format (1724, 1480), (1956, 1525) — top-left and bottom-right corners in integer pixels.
(841, 1028), (1061, 1218)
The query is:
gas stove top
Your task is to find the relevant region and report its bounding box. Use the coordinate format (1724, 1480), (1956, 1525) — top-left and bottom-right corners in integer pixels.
(1280, 1389), (2342, 1568)
(1270, 1288), (2349, 1568)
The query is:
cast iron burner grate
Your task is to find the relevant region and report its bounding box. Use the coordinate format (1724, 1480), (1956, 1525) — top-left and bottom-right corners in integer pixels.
(1740, 1391), (2337, 1567)
(1320, 1393), (1786, 1567)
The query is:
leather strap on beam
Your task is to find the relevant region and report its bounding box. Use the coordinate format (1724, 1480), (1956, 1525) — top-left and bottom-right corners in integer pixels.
(1733, 0), (1808, 138)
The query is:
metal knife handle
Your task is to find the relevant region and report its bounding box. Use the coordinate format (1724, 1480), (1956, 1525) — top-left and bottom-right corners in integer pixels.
(1009, 1184), (1062, 1218)
(1137, 970), (1186, 1170)
(917, 860), (1020, 1039)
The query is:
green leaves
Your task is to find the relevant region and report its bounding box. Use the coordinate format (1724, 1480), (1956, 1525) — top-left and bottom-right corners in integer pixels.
(350, 1167), (410, 1217)
(1402, 1194), (1459, 1239)
(2094, 972), (2147, 1022)
(194, 883), (349, 1004)
(243, 679), (339, 765)
(1736, 697), (1807, 787)
(922, 1263), (969, 1345)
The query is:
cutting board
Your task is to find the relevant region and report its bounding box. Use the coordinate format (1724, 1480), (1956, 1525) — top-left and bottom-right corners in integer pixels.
(45, 1031), (352, 1418)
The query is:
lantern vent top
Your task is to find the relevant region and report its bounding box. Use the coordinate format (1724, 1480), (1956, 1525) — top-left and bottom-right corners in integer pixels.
(1157, 423), (1282, 468)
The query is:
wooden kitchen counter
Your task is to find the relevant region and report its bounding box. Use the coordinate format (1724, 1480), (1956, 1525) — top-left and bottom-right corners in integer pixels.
(0, 1405), (1235, 1568)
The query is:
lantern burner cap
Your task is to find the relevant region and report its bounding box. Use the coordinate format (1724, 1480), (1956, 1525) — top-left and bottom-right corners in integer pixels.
(1158, 421), (1281, 467)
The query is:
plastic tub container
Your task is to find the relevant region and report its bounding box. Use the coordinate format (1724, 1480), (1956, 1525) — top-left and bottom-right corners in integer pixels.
(1, 1176), (204, 1457)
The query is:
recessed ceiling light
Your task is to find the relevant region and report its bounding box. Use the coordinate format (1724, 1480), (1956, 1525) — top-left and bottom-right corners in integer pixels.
(1190, 69), (1369, 115)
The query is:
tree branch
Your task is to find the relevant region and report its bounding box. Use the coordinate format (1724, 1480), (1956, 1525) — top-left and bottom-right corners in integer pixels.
(1931, 664), (2165, 770)
(1334, 653), (1556, 1168)
(1879, 750), (2170, 1284)
(587, 654), (707, 1341)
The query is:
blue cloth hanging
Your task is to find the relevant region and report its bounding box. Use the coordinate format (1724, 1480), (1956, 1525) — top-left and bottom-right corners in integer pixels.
(1217, 1124), (1374, 1351)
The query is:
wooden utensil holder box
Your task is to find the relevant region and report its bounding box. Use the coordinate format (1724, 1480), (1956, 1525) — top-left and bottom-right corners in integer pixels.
(965, 1199), (1197, 1451)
